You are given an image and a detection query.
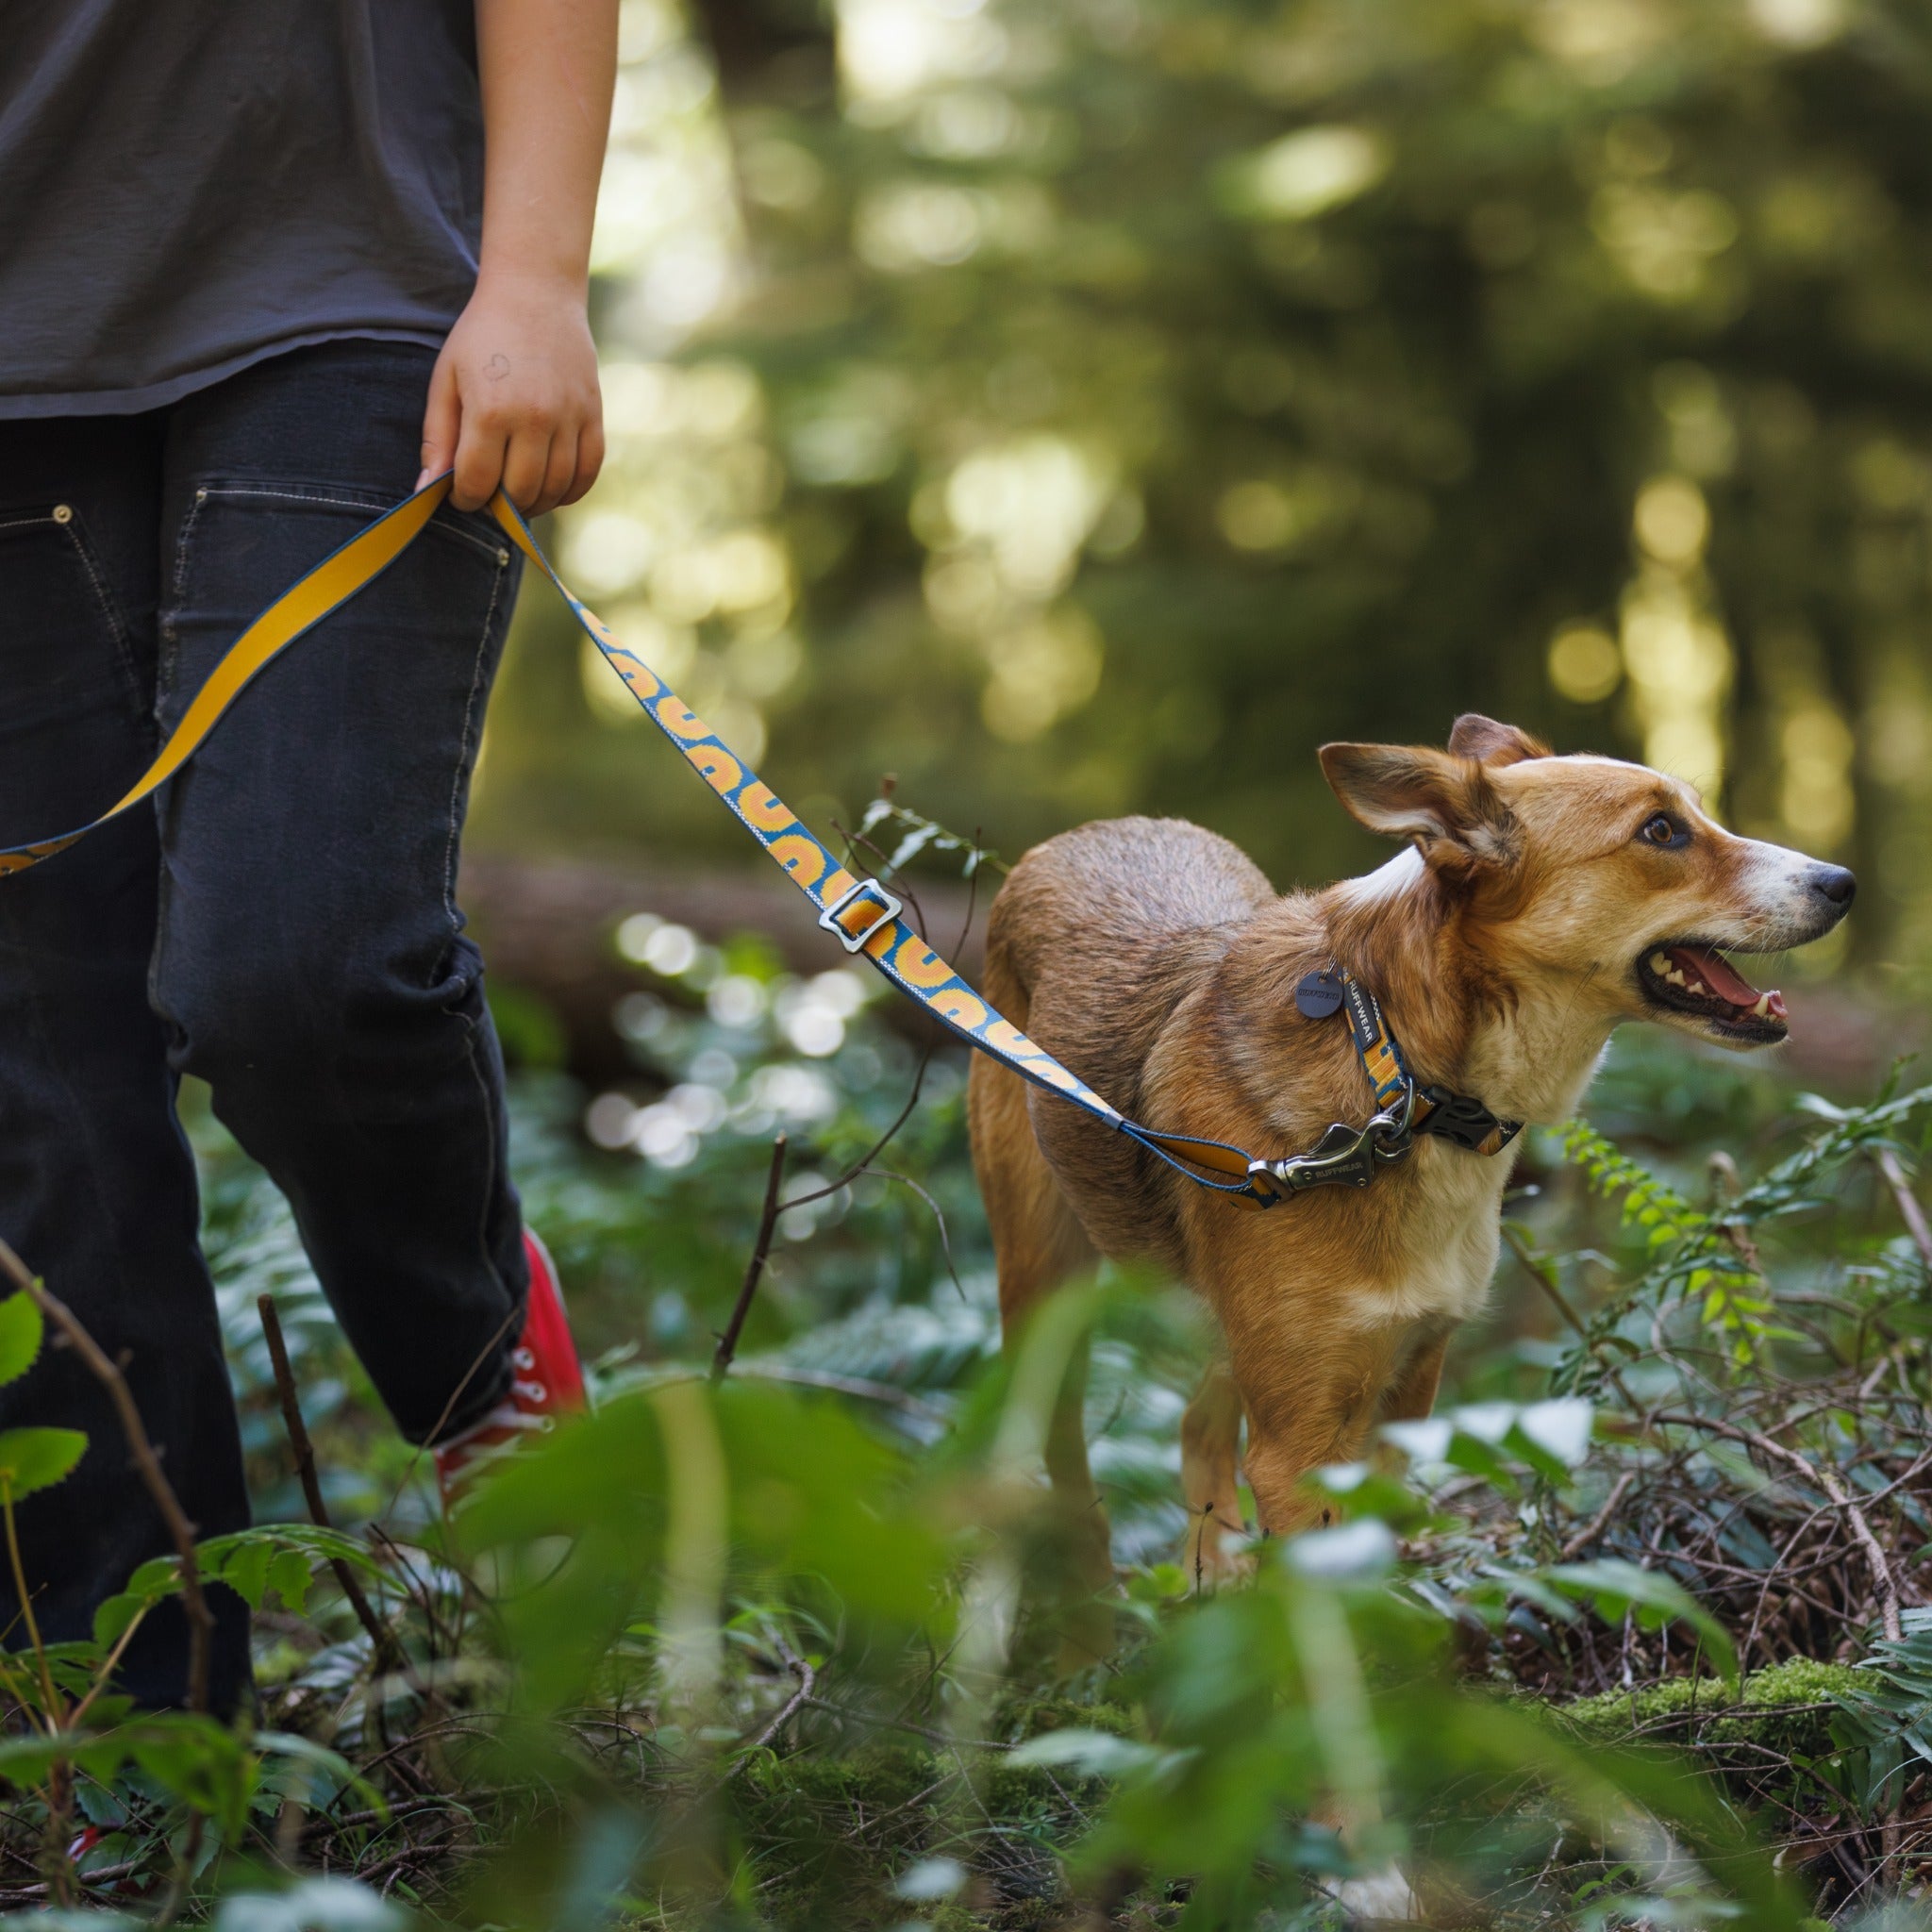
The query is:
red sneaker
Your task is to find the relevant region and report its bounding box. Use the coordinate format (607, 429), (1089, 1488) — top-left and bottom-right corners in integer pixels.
(435, 1229), (587, 1506)
(67, 1824), (152, 1896)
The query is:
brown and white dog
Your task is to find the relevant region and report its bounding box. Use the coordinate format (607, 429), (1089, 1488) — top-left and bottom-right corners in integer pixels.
(968, 714), (1856, 1601)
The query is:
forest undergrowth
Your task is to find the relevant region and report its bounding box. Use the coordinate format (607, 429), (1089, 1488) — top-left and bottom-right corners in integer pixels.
(0, 824), (1929, 1929)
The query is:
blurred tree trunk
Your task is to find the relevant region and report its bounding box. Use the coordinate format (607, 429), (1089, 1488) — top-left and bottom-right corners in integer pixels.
(688, 0), (832, 104)
(460, 853), (976, 1083)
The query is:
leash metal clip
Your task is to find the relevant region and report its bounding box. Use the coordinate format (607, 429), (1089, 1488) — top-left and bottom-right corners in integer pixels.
(1370, 1072), (1419, 1158)
(818, 875), (904, 954)
(1250, 1109), (1405, 1195)
(1247, 1076), (1420, 1197)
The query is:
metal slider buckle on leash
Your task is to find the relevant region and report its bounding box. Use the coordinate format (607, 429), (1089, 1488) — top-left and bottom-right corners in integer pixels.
(0, 474), (1519, 1213)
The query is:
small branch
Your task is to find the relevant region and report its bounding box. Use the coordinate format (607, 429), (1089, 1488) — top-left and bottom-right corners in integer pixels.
(829, 820), (929, 939)
(0, 1238), (212, 1716)
(1652, 1407), (1903, 1643)
(1875, 1148), (1932, 1277)
(1558, 1470), (1637, 1563)
(780, 1050), (930, 1212)
(713, 1134), (788, 1383)
(257, 1295), (401, 1672)
(730, 1652), (817, 1774)
(797, 1694), (1013, 1751)
(1501, 1222), (1643, 1413)
(856, 1166), (966, 1300)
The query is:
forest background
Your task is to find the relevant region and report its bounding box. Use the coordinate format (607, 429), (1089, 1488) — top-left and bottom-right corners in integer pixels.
(11, 2), (1932, 1927)
(477, 0), (1925, 997)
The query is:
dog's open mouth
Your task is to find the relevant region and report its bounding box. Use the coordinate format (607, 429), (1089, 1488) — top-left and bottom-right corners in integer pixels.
(1637, 941), (1789, 1042)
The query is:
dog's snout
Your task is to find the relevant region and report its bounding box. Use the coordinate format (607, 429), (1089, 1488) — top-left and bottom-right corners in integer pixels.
(1808, 864), (1857, 911)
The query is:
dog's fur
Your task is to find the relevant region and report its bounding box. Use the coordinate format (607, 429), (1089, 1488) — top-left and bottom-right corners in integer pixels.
(968, 715), (1856, 1601)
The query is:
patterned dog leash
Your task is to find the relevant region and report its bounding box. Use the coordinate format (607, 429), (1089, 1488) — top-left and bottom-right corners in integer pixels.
(0, 475), (1517, 1209)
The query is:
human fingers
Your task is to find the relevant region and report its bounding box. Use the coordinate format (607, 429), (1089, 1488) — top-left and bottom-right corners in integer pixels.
(561, 411), (606, 508)
(450, 392), (511, 512)
(528, 426), (580, 518)
(498, 420), (555, 513)
(416, 352), (461, 491)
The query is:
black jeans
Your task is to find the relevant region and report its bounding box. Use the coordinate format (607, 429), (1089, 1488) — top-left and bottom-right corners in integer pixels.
(0, 342), (529, 1710)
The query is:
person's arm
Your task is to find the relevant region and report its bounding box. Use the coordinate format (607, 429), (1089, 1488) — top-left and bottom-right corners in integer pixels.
(417, 0), (618, 515)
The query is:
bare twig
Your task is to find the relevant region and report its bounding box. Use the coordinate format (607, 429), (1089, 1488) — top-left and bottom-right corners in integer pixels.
(0, 1237), (213, 1716)
(1558, 1470), (1637, 1563)
(1652, 1409), (1903, 1643)
(797, 1695), (1013, 1751)
(713, 1134), (788, 1383)
(1501, 1223), (1643, 1413)
(1875, 1147), (1932, 1277)
(781, 1050), (931, 1212)
(258, 1294), (400, 1672)
(380, 1299), (522, 1525)
(856, 1166), (965, 1300)
(829, 820), (929, 940)
(731, 1652), (817, 1774)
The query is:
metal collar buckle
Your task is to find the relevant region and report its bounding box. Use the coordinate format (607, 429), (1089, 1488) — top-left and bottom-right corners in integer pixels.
(818, 875), (904, 953)
(1247, 1077), (1419, 1198)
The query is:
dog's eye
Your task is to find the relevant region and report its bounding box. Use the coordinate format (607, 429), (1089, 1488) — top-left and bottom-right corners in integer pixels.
(1639, 812), (1686, 849)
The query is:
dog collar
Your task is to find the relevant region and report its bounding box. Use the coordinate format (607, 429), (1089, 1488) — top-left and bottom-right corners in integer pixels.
(1127, 964), (1523, 1208)
(1212, 966), (1524, 1200)
(1319, 965), (1523, 1158)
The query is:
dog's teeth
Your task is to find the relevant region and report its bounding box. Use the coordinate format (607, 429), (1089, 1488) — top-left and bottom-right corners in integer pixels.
(1650, 952), (1671, 973)
(1751, 994), (1773, 1018)
(1665, 969), (1687, 986)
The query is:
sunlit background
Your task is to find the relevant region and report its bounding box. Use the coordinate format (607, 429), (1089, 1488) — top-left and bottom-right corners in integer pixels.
(468, 0), (1932, 1097)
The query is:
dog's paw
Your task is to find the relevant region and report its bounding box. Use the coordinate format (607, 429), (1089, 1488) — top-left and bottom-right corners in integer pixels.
(1329, 1866), (1421, 1923)
(1186, 1515), (1259, 1591)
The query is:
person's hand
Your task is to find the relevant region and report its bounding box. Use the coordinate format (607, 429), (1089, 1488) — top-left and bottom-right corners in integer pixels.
(417, 270), (604, 515)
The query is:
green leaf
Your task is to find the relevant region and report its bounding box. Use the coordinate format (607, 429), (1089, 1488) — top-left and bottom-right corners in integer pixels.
(1541, 1558), (1740, 1686)
(218, 1534), (276, 1611)
(0, 1293), (43, 1387)
(1008, 1727), (1163, 1777)
(265, 1546), (315, 1615)
(0, 1426), (87, 1500)
(252, 1731), (389, 1823)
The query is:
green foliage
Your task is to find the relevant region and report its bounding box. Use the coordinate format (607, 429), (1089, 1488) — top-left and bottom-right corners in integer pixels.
(0, 1426), (85, 1503)
(0, 1294), (42, 1388)
(0, 1715), (254, 1840)
(478, 0), (1932, 978)
(92, 1524), (385, 1648)
(855, 797), (1008, 881)
(1832, 1610), (1932, 1819)
(1560, 1116), (1776, 1359)
(7, 980), (1932, 1923)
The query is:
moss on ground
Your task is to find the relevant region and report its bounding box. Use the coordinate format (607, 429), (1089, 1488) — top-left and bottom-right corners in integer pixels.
(1557, 1658), (1866, 1758)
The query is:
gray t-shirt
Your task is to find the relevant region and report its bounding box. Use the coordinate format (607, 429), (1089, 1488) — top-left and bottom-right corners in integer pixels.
(0, 1), (484, 418)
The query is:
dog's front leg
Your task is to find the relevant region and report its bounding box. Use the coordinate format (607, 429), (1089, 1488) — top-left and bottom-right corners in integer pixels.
(1379, 1329), (1450, 1424)
(1226, 1318), (1408, 1539)
(1181, 1360), (1247, 1587)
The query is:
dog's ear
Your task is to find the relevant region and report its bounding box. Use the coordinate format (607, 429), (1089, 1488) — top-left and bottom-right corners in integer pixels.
(1319, 741), (1520, 867)
(1446, 713), (1549, 767)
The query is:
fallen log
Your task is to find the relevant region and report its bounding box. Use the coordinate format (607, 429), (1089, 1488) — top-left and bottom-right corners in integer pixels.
(459, 851), (979, 1084)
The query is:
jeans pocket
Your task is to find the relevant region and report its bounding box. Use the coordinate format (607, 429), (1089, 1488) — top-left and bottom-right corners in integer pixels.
(0, 504), (148, 735)
(159, 478), (510, 732)
(155, 475), (520, 1004)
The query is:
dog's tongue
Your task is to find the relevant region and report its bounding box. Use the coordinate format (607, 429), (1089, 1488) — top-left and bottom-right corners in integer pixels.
(1669, 944), (1785, 1017)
